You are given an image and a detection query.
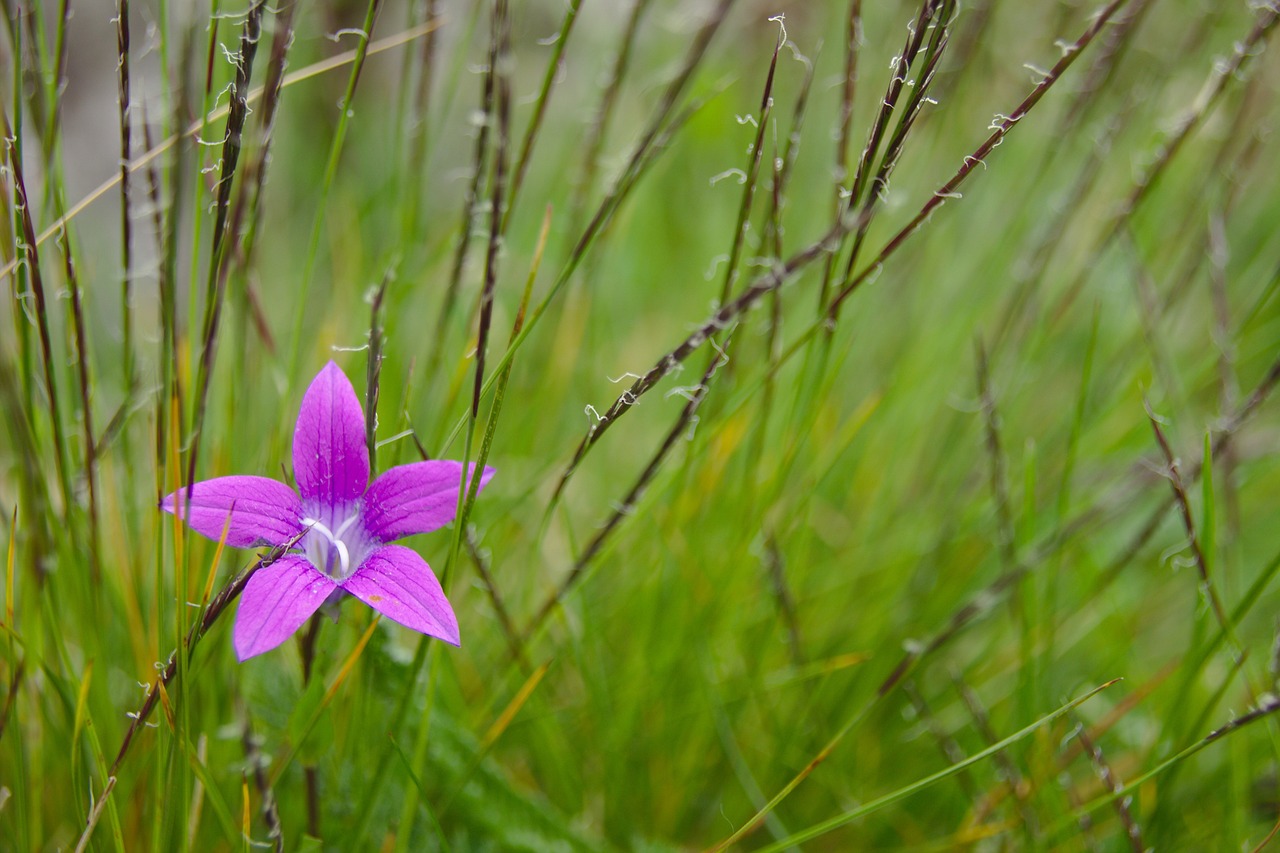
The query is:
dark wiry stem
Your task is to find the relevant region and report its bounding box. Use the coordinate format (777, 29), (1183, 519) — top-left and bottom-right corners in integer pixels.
(555, 0), (1124, 495)
(815, 0), (862, 312)
(465, 526), (527, 669)
(832, 0), (953, 321)
(429, 11), (497, 386)
(186, 0), (268, 500)
(1145, 402), (1232, 642)
(2, 109), (73, 556)
(366, 273), (389, 470)
(115, 0), (135, 391)
(1070, 716), (1146, 852)
(299, 612), (323, 838)
(473, 0), (511, 419)
(976, 339), (1015, 568)
(761, 533), (803, 665)
(58, 223), (101, 584)
(525, 336), (732, 639)
(902, 680), (979, 800)
(716, 20), (782, 305)
(828, 0), (1126, 318)
(953, 671), (1037, 835)
(1050, 0), (1280, 321)
(404, 0), (439, 217)
(502, 0), (581, 233)
(571, 0), (652, 230)
(225, 0), (300, 358)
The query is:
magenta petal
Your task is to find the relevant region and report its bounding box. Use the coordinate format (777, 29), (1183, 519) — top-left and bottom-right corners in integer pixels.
(341, 545), (459, 645)
(362, 462), (495, 542)
(234, 555), (337, 660)
(293, 361), (370, 507)
(160, 476), (303, 548)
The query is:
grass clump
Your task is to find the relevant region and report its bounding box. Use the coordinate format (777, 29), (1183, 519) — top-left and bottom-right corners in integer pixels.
(4, 0), (1280, 849)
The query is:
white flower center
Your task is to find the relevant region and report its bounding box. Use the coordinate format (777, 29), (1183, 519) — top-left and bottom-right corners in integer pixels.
(303, 511), (364, 579)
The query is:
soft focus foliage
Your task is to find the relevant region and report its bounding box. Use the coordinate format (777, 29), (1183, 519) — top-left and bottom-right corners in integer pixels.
(3, 0), (1280, 850)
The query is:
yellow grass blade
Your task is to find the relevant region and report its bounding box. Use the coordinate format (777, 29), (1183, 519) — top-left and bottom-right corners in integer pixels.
(481, 660), (551, 751)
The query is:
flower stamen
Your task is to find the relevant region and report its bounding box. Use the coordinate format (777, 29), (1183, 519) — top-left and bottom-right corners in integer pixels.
(303, 516), (352, 577)
(333, 513), (360, 540)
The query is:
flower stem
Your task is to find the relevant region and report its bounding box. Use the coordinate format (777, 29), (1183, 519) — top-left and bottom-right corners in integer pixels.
(298, 613), (324, 838)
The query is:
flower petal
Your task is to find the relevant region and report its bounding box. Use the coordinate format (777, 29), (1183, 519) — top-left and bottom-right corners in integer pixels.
(234, 555), (337, 660)
(341, 545), (459, 645)
(160, 476), (303, 548)
(362, 462), (494, 542)
(293, 361), (370, 508)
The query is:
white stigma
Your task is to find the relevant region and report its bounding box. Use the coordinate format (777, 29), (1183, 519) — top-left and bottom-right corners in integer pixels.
(303, 516), (351, 577)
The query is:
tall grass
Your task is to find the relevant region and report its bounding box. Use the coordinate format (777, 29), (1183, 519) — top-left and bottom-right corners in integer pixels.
(4, 0), (1280, 849)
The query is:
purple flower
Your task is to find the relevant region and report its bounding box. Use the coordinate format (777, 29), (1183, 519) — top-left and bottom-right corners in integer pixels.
(161, 361), (494, 661)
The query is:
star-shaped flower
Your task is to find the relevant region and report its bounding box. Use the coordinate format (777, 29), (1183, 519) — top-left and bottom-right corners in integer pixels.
(161, 361), (493, 660)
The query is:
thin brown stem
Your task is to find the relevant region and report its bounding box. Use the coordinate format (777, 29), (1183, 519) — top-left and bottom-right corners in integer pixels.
(502, 0), (580, 233)
(559, 0), (1127, 487)
(58, 223), (101, 584)
(761, 532), (803, 665)
(1071, 715), (1145, 852)
(1145, 403), (1232, 641)
(464, 526), (527, 669)
(366, 273), (389, 470)
(953, 671), (1037, 835)
(526, 335), (732, 640)
(1, 108), (73, 546)
(115, 0), (135, 390)
(1050, 0), (1280, 322)
(716, 20), (782, 305)
(571, 0), (652, 230)
(473, 0), (511, 420)
(976, 339), (1015, 568)
(297, 612), (324, 836)
(186, 0), (269, 501)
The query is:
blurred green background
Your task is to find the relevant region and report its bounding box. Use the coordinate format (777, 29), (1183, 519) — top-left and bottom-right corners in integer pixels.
(3, 0), (1280, 849)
